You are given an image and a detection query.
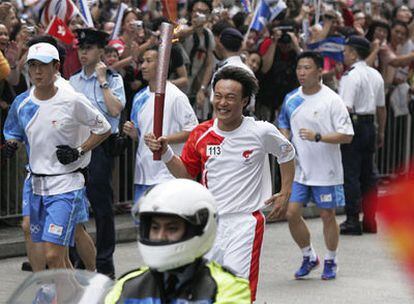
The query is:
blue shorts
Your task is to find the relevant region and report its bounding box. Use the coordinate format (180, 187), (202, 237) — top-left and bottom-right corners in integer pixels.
(134, 184), (153, 205)
(78, 188), (90, 224)
(30, 188), (89, 247)
(22, 175), (32, 217)
(289, 182), (345, 209)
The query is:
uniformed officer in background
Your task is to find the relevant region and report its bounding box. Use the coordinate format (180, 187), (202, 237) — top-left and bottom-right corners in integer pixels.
(338, 36), (387, 235)
(70, 28), (126, 278)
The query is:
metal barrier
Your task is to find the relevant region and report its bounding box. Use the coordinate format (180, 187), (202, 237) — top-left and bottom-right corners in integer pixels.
(1, 108), (413, 221)
(0, 104), (137, 220)
(376, 110), (413, 178)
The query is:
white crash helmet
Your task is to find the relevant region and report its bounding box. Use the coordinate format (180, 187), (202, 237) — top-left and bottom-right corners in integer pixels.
(134, 179), (217, 272)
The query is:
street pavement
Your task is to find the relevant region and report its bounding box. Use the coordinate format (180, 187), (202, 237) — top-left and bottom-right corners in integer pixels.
(0, 215), (413, 303)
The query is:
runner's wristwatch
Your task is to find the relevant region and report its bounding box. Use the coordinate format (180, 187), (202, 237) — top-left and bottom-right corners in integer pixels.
(77, 147), (85, 156)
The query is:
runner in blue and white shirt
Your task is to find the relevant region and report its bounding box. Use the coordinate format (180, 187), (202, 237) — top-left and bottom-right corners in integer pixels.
(4, 41), (110, 269)
(278, 51), (354, 281)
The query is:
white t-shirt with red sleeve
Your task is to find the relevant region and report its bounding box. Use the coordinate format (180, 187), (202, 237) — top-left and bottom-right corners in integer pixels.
(180, 116), (295, 215)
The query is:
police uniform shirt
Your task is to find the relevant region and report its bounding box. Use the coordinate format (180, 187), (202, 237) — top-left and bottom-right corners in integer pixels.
(338, 60), (385, 114)
(13, 85), (111, 196)
(69, 69), (126, 133)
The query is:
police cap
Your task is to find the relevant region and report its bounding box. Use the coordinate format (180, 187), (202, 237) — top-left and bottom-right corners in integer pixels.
(220, 28), (243, 52)
(76, 28), (109, 48)
(345, 35), (371, 52)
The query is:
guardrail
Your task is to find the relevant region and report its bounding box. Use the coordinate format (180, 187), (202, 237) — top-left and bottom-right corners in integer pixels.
(376, 112), (412, 178)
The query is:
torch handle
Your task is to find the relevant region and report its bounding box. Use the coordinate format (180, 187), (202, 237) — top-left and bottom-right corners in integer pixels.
(153, 93), (165, 160)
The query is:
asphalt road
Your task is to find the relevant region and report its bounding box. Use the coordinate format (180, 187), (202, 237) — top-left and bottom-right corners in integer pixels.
(0, 215), (412, 303)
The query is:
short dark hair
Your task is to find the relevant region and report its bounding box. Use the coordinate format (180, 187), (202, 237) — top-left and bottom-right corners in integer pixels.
(352, 45), (370, 60)
(211, 20), (232, 37)
(121, 7), (141, 27)
(391, 20), (409, 35)
(296, 51), (324, 69)
(27, 35), (58, 48)
(365, 20), (390, 42)
(144, 46), (159, 54)
(188, 0), (212, 13)
(248, 51), (263, 71)
(104, 45), (119, 56)
(213, 66), (259, 100)
(392, 5), (413, 22)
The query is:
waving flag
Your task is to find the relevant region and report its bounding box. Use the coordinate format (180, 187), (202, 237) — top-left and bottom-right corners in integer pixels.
(241, 0), (252, 13)
(111, 2), (129, 40)
(75, 0), (94, 28)
(249, 0), (287, 32)
(307, 36), (345, 62)
(45, 16), (75, 45)
(40, 0), (80, 26)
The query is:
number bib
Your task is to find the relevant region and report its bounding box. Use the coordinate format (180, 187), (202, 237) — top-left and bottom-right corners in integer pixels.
(206, 145), (222, 157)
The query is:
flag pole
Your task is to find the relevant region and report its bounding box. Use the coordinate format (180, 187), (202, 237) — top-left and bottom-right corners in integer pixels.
(244, 0), (261, 46)
(45, 15), (57, 32)
(315, 0), (322, 25)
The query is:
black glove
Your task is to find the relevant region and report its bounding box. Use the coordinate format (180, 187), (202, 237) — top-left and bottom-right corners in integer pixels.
(56, 145), (80, 165)
(4, 141), (18, 158)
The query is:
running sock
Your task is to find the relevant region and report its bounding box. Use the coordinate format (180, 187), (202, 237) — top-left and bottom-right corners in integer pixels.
(301, 245), (317, 261)
(325, 250), (337, 261)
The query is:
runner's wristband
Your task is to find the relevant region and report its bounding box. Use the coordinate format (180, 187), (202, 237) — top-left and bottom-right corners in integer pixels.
(161, 145), (174, 163)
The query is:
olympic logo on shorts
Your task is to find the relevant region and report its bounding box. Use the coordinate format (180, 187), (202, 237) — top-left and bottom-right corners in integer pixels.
(30, 224), (41, 234)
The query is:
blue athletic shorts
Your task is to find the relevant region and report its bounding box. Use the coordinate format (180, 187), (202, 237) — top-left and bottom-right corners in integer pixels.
(289, 182), (345, 209)
(22, 175), (32, 217)
(77, 188), (90, 224)
(30, 188), (89, 247)
(134, 184), (153, 205)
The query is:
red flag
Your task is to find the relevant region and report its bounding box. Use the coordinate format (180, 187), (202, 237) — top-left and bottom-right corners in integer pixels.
(377, 168), (414, 283)
(40, 0), (79, 26)
(45, 16), (75, 45)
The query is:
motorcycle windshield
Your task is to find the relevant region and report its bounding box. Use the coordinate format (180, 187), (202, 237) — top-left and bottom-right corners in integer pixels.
(7, 269), (114, 304)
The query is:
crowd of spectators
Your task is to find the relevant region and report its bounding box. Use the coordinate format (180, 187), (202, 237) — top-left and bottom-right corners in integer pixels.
(0, 0), (413, 129)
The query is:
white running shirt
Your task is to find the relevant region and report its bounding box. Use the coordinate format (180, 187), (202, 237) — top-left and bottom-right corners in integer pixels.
(17, 85), (110, 195)
(279, 85), (354, 186)
(131, 82), (198, 185)
(181, 117), (295, 215)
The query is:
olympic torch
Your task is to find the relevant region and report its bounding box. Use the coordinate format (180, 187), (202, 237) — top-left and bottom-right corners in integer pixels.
(153, 22), (174, 160)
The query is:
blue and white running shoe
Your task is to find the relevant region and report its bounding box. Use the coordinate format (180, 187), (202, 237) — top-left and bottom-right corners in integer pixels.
(294, 256), (320, 279)
(321, 259), (338, 280)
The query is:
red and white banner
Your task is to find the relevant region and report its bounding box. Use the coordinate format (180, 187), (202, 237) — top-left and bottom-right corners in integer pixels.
(45, 16), (75, 45)
(40, 0), (80, 26)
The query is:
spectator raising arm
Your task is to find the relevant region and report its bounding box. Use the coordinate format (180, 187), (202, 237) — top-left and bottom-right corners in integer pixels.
(261, 28), (280, 74)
